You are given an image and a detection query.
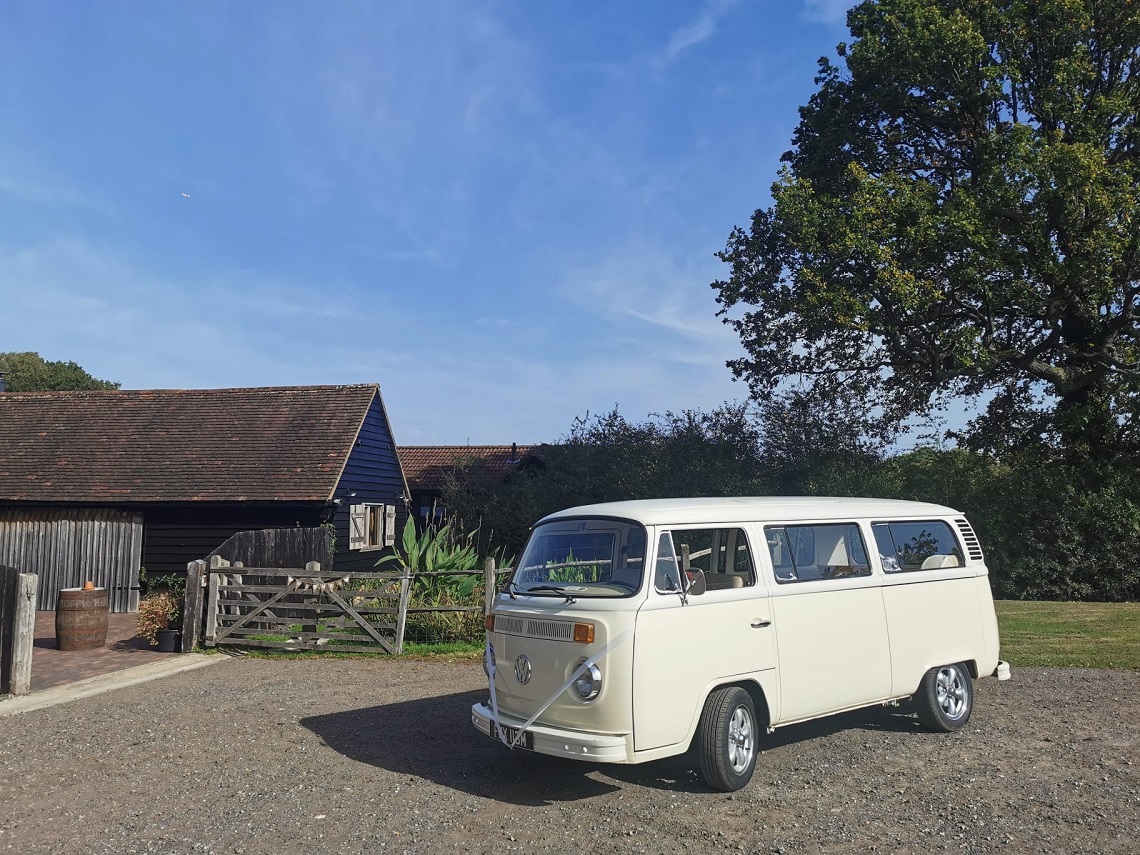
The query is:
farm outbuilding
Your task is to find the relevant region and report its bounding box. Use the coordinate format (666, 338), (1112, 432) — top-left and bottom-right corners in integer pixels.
(0, 384), (410, 611)
(398, 444), (543, 527)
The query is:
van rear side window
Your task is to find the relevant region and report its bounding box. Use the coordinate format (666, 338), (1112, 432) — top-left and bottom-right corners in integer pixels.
(872, 521), (965, 572)
(765, 523), (870, 583)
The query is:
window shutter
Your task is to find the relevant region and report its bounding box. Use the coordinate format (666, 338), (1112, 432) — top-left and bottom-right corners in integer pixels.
(349, 505), (367, 550)
(385, 505), (397, 547)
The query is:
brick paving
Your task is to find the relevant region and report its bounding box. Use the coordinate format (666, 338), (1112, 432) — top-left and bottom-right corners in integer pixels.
(31, 610), (180, 691)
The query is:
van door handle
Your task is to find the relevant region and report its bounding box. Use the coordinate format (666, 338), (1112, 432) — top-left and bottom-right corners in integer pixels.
(751, 618), (772, 628)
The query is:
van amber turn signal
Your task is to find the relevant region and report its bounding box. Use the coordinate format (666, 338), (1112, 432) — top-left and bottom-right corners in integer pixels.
(573, 622), (595, 644)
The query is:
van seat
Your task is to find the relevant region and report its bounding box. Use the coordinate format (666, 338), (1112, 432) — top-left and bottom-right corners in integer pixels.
(920, 554), (961, 570)
(704, 573), (745, 591)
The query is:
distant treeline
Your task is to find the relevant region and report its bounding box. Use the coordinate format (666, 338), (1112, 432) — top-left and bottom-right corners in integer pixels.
(442, 401), (1140, 603)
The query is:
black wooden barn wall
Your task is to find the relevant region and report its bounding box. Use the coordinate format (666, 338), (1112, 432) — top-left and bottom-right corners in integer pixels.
(141, 503), (329, 579)
(330, 393), (409, 574)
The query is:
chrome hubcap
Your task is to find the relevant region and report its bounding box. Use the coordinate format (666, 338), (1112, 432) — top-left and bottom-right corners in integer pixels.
(936, 666), (968, 720)
(727, 705), (754, 773)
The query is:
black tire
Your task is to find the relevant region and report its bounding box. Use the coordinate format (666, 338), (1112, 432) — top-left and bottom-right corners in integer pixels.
(696, 686), (758, 791)
(913, 662), (974, 732)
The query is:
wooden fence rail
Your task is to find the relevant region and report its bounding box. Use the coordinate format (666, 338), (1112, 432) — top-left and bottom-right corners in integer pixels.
(203, 557), (412, 654)
(192, 557), (516, 653)
(397, 558), (513, 645)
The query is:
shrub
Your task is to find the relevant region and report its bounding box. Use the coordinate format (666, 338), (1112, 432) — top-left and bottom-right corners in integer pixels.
(136, 591), (182, 645)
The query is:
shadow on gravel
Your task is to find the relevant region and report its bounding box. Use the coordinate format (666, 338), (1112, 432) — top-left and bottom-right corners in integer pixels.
(301, 689), (621, 806)
(302, 689), (923, 802)
(601, 703), (922, 793)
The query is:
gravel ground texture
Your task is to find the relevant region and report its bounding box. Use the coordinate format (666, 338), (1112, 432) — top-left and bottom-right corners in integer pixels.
(1, 657), (1137, 855)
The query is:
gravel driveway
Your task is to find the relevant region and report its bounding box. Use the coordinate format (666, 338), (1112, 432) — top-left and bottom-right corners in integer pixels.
(1, 657), (1136, 854)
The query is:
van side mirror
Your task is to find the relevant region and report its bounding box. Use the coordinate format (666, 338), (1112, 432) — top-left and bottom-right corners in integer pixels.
(684, 568), (706, 596)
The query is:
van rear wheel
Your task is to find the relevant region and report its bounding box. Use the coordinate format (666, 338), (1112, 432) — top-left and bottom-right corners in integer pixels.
(913, 663), (973, 732)
(696, 687), (757, 791)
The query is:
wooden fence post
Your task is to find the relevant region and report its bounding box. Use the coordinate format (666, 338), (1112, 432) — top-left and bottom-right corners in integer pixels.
(484, 557), (496, 615)
(9, 573), (37, 696)
(205, 554), (228, 643)
(180, 560), (206, 654)
(301, 561), (319, 636)
(394, 567), (411, 655)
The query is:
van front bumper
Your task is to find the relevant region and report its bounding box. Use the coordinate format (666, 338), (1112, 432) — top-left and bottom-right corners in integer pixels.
(994, 660), (1011, 681)
(471, 702), (631, 763)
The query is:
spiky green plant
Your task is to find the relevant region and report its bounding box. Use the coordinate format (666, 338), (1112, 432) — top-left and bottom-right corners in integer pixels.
(376, 517), (487, 643)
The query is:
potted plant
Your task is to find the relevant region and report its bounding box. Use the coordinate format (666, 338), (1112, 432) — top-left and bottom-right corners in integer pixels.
(136, 589), (183, 651)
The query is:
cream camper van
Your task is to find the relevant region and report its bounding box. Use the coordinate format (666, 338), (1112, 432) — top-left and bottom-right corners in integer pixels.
(472, 497), (1010, 791)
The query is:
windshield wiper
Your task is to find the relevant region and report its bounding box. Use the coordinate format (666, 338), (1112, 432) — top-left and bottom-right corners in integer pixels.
(507, 581), (519, 600)
(522, 585), (578, 603)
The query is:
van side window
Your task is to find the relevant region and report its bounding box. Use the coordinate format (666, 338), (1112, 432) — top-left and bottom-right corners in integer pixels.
(872, 521), (965, 572)
(670, 528), (756, 590)
(654, 532), (683, 592)
(765, 523), (872, 584)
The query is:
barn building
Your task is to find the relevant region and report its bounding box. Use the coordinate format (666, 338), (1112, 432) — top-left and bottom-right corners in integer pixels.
(0, 384), (409, 611)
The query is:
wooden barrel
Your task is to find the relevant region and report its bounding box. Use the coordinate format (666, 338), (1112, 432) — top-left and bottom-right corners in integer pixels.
(55, 587), (109, 651)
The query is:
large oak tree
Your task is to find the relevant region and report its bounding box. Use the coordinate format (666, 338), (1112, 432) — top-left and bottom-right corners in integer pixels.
(713, 0), (1140, 454)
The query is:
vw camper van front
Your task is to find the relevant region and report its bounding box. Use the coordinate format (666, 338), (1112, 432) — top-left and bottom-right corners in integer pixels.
(472, 516), (646, 762)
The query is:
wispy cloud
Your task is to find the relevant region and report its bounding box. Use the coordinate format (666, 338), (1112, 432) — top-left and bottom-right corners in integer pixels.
(0, 237), (411, 390)
(563, 245), (735, 347)
(660, 0), (739, 65)
(256, 1), (536, 258)
(802, 0), (852, 27)
(0, 149), (105, 212)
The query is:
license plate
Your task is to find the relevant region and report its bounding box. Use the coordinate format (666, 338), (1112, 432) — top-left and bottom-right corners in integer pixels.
(499, 725), (533, 750)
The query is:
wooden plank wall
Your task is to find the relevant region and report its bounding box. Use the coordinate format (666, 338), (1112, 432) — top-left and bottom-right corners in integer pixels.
(141, 504), (327, 578)
(331, 393), (410, 574)
(0, 508), (143, 612)
(207, 526), (334, 571)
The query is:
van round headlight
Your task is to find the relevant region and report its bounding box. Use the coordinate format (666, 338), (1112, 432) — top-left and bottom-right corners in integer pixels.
(573, 659), (602, 701)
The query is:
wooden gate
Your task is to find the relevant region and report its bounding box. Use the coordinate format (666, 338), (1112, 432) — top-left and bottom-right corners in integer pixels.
(203, 557), (412, 654)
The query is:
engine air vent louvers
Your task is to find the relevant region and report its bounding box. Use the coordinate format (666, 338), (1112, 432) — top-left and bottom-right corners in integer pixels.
(954, 518), (984, 562)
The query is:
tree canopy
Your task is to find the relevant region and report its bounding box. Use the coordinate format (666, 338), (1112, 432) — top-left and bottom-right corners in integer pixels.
(0, 352), (120, 392)
(713, 0), (1140, 455)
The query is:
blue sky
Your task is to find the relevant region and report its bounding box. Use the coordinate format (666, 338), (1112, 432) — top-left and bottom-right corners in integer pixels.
(0, 1), (854, 444)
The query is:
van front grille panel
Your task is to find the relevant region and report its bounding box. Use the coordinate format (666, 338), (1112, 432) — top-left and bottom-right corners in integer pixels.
(526, 619), (574, 641)
(495, 617), (574, 642)
(496, 616), (526, 636)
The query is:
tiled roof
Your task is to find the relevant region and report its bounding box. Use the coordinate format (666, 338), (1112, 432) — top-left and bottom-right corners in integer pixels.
(398, 445), (535, 490)
(0, 385), (379, 503)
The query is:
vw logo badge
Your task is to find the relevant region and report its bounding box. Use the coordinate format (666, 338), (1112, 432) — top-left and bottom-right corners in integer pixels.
(514, 654), (532, 684)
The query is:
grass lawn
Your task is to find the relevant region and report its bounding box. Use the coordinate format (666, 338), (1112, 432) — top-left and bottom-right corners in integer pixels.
(221, 603), (1140, 670)
(996, 600), (1140, 669)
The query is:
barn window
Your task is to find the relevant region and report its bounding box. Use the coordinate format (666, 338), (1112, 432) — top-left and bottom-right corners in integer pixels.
(349, 504), (396, 550)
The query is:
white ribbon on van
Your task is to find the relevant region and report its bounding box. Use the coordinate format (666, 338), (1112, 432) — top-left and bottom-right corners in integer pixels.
(485, 626), (633, 750)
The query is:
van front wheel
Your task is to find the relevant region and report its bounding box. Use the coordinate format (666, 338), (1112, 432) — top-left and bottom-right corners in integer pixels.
(696, 687), (757, 791)
(914, 663), (973, 732)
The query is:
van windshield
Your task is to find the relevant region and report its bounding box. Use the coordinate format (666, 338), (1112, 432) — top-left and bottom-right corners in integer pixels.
(511, 520), (646, 597)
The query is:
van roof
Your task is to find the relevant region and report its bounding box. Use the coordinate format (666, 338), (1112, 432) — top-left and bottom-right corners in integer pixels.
(537, 496), (963, 527)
